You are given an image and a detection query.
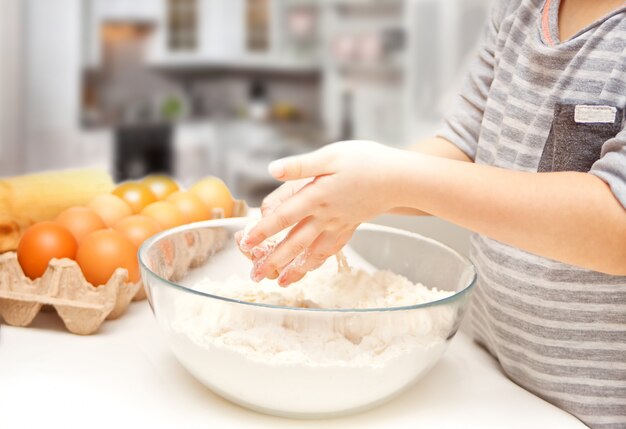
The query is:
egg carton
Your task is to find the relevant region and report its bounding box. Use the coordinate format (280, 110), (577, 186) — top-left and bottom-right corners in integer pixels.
(0, 200), (247, 335)
(0, 253), (141, 334)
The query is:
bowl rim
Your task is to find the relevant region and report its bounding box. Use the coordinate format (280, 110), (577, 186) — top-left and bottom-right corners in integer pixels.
(138, 217), (477, 313)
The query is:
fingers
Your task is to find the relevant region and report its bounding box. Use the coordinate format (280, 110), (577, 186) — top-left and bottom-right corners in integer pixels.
(277, 228), (354, 287)
(261, 179), (310, 216)
(247, 150), (333, 251)
(251, 217), (321, 281)
(234, 231), (251, 259)
(235, 230), (280, 279)
(268, 149), (332, 181)
(236, 230), (273, 260)
(261, 183), (293, 217)
(240, 189), (314, 251)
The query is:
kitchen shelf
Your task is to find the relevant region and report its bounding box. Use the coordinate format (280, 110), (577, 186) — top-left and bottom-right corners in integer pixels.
(335, 63), (404, 82)
(282, 0), (318, 5)
(331, 0), (403, 16)
(329, 0), (402, 7)
(328, 19), (404, 33)
(148, 54), (321, 73)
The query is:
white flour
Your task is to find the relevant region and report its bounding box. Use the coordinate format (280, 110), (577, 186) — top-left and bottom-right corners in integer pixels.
(170, 257), (456, 416)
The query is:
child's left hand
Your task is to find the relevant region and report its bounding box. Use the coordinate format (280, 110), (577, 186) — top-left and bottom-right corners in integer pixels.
(239, 140), (404, 286)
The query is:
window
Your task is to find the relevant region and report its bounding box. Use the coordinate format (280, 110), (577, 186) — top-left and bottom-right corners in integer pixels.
(167, 0), (198, 51)
(246, 0), (269, 52)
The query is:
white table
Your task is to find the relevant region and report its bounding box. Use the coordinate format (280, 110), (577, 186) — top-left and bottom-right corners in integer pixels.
(0, 302), (587, 429)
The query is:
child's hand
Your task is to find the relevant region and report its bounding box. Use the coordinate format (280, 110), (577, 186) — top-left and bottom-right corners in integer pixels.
(235, 179), (312, 279)
(240, 141), (403, 286)
(234, 230), (281, 279)
(260, 178), (312, 216)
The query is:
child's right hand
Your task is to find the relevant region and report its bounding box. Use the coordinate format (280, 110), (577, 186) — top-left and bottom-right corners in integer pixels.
(238, 141), (406, 286)
(234, 178), (312, 280)
(260, 178), (312, 217)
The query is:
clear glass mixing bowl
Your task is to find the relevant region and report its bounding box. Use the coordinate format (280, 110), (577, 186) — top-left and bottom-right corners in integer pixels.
(139, 217), (476, 418)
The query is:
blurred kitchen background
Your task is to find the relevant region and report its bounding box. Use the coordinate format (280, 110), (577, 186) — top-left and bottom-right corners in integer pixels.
(1, 0), (492, 255)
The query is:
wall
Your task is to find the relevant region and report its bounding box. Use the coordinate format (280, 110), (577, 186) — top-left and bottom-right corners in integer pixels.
(22, 0), (84, 172)
(0, 0), (25, 176)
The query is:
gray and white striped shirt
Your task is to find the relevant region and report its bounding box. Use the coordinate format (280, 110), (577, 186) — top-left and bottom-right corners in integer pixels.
(437, 1), (626, 427)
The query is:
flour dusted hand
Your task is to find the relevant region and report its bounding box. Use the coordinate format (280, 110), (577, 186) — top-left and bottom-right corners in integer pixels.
(235, 221), (282, 280)
(239, 141), (406, 286)
(236, 218), (354, 284)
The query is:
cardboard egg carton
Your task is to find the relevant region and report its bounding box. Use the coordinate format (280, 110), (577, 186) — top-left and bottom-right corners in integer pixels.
(0, 253), (139, 334)
(0, 200), (247, 335)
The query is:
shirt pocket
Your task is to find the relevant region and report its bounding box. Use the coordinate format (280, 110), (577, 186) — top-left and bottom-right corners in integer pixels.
(537, 103), (624, 173)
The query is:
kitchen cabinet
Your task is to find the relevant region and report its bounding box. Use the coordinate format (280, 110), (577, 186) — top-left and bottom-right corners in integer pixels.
(92, 0), (160, 22)
(272, 0), (320, 60)
(246, 0), (270, 52)
(83, 0), (322, 73)
(148, 0), (244, 62)
(166, 0), (199, 51)
(147, 0), (320, 73)
(200, 0), (246, 57)
(321, 0), (491, 145)
(83, 0), (161, 69)
(148, 0), (246, 62)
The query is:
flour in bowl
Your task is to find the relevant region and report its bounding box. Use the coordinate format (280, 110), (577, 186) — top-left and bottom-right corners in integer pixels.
(169, 255), (458, 415)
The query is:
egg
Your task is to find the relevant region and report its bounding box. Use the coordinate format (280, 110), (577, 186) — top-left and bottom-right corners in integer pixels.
(113, 215), (162, 248)
(55, 207), (106, 244)
(166, 191), (211, 223)
(88, 194), (133, 227)
(189, 176), (235, 218)
(112, 182), (158, 214)
(76, 229), (140, 286)
(17, 222), (78, 279)
(141, 201), (186, 230)
(141, 175), (179, 200)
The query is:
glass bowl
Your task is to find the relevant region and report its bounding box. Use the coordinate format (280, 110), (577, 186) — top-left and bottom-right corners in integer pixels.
(139, 217), (476, 419)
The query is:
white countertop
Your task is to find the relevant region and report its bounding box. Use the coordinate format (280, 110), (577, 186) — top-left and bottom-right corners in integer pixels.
(0, 302), (587, 429)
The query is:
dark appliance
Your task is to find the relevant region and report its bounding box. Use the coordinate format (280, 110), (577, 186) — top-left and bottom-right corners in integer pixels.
(114, 124), (174, 182)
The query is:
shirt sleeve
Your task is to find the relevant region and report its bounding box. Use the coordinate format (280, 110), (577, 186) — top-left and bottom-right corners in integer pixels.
(590, 127), (626, 209)
(436, 2), (509, 161)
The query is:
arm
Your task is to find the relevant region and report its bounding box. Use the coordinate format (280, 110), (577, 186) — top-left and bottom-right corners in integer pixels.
(409, 137), (473, 161)
(392, 137), (473, 216)
(241, 142), (626, 285)
(262, 137), (470, 218)
(395, 153), (626, 276)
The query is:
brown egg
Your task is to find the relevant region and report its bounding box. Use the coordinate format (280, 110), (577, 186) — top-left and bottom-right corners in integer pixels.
(113, 215), (162, 248)
(17, 222), (78, 280)
(56, 207), (106, 244)
(141, 201), (186, 230)
(189, 176), (235, 218)
(141, 175), (180, 200)
(88, 194), (133, 227)
(166, 191), (211, 223)
(77, 229), (140, 286)
(112, 182), (158, 214)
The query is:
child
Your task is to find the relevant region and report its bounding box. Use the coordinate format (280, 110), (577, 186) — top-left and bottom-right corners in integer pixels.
(239, 1), (626, 427)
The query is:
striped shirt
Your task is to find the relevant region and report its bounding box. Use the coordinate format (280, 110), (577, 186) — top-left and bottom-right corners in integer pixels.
(437, 1), (626, 428)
